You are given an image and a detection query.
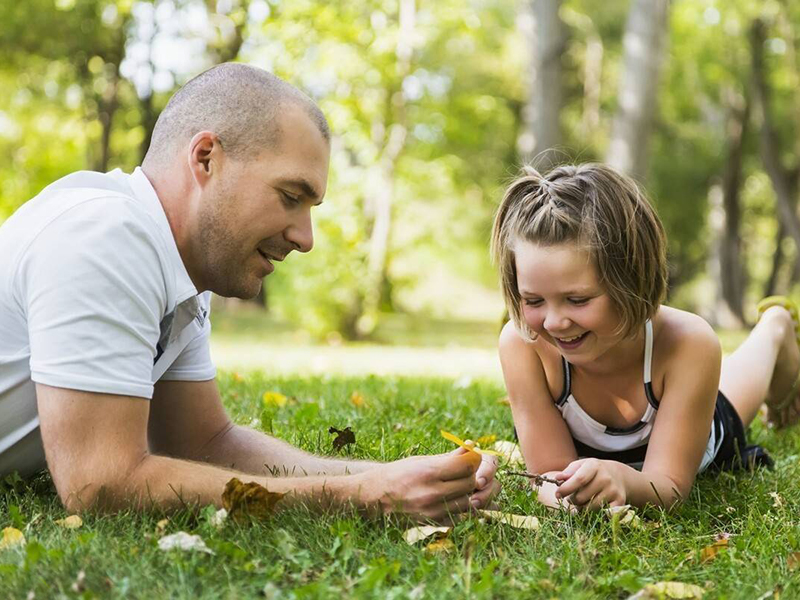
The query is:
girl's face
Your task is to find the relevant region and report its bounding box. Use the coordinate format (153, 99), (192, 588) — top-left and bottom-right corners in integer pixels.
(514, 240), (624, 364)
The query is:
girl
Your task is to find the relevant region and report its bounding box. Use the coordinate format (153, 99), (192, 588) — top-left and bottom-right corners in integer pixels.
(492, 163), (800, 511)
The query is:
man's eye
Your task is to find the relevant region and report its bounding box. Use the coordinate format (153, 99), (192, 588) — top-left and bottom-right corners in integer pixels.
(281, 192), (300, 205)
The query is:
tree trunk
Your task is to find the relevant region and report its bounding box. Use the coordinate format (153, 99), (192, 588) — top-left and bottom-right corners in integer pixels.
(717, 88), (749, 325)
(516, 0), (565, 171)
(764, 222), (785, 298)
(606, 0), (670, 181)
(750, 19), (800, 258)
(355, 0), (414, 338)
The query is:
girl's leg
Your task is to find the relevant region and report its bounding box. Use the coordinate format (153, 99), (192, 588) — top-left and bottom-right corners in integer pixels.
(719, 306), (800, 428)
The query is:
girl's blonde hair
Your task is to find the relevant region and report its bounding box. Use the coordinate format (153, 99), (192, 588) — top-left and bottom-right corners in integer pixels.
(491, 163), (667, 341)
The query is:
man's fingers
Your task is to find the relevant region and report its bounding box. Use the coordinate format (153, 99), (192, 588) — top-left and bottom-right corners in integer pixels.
(438, 450), (481, 481)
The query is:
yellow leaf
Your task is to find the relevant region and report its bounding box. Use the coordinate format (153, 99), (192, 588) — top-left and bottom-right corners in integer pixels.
(496, 396), (511, 405)
(440, 430), (501, 456)
(402, 525), (452, 545)
(788, 552), (800, 571)
(475, 434), (497, 447)
(0, 527), (25, 550)
(479, 509), (540, 531)
(627, 581), (705, 599)
(424, 537), (455, 554)
(604, 505), (642, 528)
(262, 391), (288, 408)
(222, 478), (285, 521)
(350, 391), (366, 407)
(156, 518), (169, 535)
(54, 515), (83, 529)
(699, 533), (730, 563)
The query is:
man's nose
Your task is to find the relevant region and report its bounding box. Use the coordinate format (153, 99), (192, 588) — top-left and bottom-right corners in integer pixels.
(288, 209), (314, 253)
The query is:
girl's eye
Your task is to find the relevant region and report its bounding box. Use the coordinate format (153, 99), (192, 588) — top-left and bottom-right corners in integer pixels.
(523, 298), (543, 307)
(568, 297), (589, 306)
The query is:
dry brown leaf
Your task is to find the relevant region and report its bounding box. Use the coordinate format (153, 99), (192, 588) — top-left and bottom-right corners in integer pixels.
(54, 515), (83, 529)
(329, 426), (356, 451)
(787, 552), (800, 571)
(403, 525), (452, 545)
(222, 478), (285, 521)
(479, 509), (540, 530)
(627, 581), (705, 599)
(699, 533), (731, 563)
(424, 537), (455, 554)
(0, 527), (25, 550)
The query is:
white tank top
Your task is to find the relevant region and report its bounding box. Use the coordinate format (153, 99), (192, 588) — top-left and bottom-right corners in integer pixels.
(554, 320), (721, 472)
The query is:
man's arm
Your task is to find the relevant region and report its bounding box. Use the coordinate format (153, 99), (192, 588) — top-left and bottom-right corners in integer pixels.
(148, 380), (379, 476)
(36, 383), (489, 520)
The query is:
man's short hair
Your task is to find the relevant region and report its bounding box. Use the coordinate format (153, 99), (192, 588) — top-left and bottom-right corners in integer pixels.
(143, 63), (330, 165)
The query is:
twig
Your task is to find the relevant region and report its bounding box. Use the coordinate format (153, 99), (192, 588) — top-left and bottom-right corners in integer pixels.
(503, 470), (561, 486)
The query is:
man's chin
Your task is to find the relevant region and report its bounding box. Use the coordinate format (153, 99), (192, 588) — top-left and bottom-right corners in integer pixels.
(212, 276), (264, 300)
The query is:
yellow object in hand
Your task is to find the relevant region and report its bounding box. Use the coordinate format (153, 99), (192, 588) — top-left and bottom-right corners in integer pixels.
(440, 430), (501, 455)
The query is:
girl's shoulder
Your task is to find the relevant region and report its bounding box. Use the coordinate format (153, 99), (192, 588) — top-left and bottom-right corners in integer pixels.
(652, 306), (720, 364)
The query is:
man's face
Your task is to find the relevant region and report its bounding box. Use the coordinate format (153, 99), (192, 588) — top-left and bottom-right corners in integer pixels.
(193, 106), (330, 298)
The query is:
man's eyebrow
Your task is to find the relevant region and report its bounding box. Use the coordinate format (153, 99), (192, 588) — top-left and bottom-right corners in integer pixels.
(280, 178), (323, 204)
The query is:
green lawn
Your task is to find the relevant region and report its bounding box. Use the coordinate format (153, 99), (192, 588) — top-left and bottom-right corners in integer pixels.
(3, 371), (800, 599)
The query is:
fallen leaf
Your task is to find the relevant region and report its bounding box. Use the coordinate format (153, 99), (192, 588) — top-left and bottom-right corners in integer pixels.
(788, 552), (800, 571)
(424, 537), (455, 554)
(699, 533), (731, 563)
(71, 570), (86, 594)
(232, 372), (244, 382)
(262, 391), (288, 408)
(476, 434), (497, 447)
(627, 581), (705, 599)
(329, 426), (356, 451)
(54, 515), (83, 529)
(402, 525), (452, 545)
(769, 491), (784, 508)
(222, 478), (285, 521)
(492, 440), (525, 465)
(157, 532), (214, 554)
(0, 527), (25, 550)
(440, 430), (501, 456)
(350, 391), (366, 407)
(496, 396), (511, 406)
(210, 508), (228, 529)
(155, 518), (169, 535)
(604, 505), (641, 528)
(479, 509), (540, 530)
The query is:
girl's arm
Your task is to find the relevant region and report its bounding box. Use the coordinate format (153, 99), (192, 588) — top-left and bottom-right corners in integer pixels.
(631, 315), (721, 507)
(499, 321), (578, 508)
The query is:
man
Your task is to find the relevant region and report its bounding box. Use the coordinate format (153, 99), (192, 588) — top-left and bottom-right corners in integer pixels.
(0, 63), (498, 521)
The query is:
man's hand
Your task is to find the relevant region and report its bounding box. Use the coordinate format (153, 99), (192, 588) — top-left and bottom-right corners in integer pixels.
(554, 458), (627, 511)
(358, 449), (495, 523)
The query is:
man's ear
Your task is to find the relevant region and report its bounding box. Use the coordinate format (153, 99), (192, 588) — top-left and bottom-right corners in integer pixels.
(187, 131), (221, 186)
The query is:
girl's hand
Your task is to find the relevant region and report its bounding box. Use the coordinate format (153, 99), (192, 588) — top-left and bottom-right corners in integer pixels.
(554, 458), (627, 511)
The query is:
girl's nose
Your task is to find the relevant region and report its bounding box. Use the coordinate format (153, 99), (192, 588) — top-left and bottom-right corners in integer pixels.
(543, 309), (571, 333)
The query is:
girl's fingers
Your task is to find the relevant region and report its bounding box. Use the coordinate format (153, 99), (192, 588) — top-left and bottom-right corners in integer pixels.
(555, 461), (597, 499)
(555, 458), (585, 482)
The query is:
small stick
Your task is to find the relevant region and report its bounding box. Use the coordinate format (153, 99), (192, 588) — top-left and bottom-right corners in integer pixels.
(503, 471), (561, 486)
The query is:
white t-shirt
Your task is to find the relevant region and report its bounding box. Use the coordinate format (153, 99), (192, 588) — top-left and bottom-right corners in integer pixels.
(0, 168), (216, 478)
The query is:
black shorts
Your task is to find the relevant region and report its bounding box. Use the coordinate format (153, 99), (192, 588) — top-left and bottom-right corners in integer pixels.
(708, 391), (773, 471)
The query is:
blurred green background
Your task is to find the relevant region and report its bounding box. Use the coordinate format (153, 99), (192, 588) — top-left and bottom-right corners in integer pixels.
(1, 0), (798, 375)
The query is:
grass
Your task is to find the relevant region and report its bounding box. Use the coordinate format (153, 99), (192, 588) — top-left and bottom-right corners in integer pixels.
(3, 371), (800, 599)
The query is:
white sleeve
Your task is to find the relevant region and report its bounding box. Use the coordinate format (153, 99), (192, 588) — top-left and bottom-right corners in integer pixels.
(160, 293), (216, 382)
(18, 198), (169, 399)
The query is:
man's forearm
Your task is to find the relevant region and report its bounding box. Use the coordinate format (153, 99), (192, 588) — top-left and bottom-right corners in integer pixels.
(69, 452), (371, 514)
(195, 424), (381, 477)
